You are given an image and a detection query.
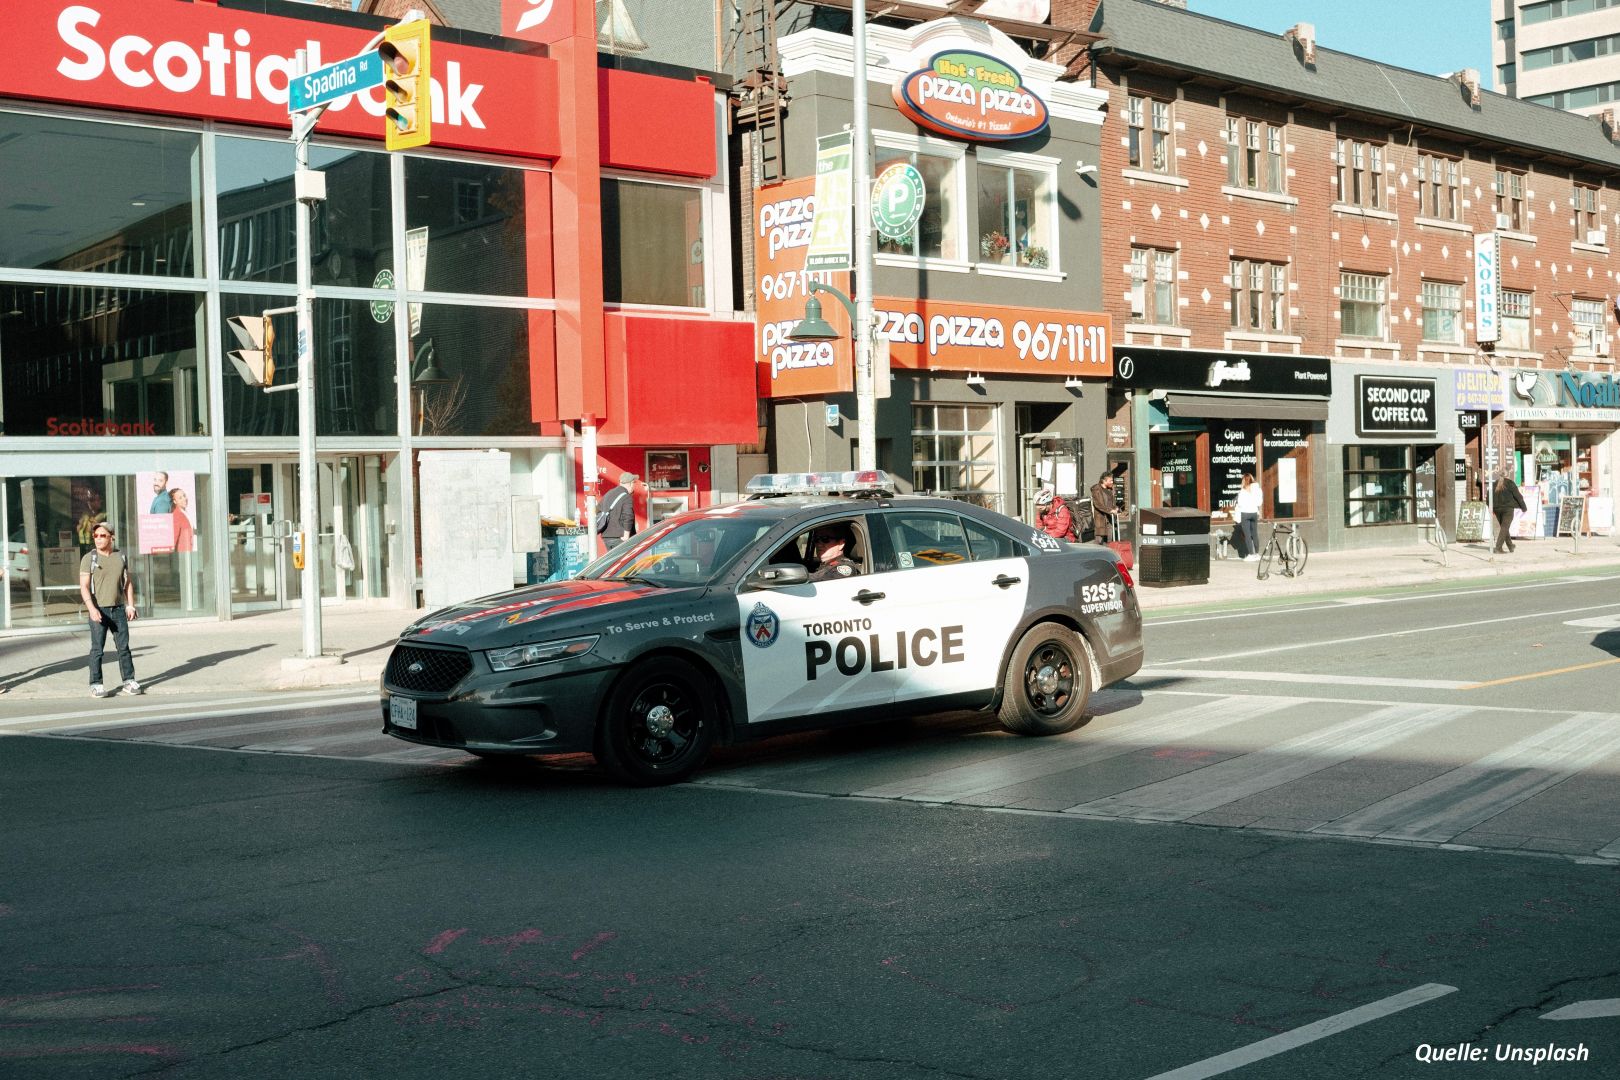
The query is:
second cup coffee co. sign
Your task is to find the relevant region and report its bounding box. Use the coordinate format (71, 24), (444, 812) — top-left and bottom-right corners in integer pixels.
(1356, 375), (1437, 437)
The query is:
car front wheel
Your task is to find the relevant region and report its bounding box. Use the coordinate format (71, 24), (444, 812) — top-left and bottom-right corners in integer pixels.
(997, 624), (1091, 736)
(595, 657), (717, 785)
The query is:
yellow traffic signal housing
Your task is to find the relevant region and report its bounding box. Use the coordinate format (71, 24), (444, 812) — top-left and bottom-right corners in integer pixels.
(226, 313), (277, 387)
(380, 20), (432, 152)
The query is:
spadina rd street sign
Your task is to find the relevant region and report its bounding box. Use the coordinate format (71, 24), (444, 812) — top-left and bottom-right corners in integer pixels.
(289, 52), (384, 114)
(872, 164), (925, 242)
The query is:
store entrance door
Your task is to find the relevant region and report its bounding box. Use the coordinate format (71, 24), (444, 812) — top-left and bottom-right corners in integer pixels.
(227, 454), (394, 615)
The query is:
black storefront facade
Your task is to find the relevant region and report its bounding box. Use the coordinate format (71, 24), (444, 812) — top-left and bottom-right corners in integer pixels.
(1116, 346), (1332, 552)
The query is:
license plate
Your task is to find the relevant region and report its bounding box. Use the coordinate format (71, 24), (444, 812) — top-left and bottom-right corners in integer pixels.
(391, 696), (418, 730)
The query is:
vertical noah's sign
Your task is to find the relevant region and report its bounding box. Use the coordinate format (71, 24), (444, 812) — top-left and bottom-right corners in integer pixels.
(894, 50), (1049, 142)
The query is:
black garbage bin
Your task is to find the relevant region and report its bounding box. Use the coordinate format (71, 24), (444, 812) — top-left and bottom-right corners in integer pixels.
(1137, 506), (1210, 587)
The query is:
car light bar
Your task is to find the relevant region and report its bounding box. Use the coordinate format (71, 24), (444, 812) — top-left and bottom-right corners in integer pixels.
(744, 471), (897, 497)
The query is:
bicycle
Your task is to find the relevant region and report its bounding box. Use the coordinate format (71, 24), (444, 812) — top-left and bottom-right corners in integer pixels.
(1256, 521), (1308, 580)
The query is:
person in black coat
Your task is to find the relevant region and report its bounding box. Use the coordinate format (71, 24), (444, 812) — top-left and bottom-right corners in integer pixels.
(1491, 470), (1527, 554)
(596, 472), (640, 550)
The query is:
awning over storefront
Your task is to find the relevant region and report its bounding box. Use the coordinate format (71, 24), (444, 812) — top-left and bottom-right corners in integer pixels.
(1165, 393), (1329, 422)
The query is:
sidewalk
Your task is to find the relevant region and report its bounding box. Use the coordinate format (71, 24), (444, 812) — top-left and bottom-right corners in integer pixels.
(2, 534), (1617, 701)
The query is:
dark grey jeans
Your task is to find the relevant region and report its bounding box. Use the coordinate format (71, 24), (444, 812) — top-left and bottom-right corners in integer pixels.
(88, 605), (135, 685)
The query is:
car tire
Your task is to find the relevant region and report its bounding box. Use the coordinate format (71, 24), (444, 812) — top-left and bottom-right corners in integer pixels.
(997, 624), (1091, 736)
(595, 657), (717, 785)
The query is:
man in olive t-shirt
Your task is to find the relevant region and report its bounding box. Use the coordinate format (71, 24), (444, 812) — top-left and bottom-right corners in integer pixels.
(78, 522), (141, 698)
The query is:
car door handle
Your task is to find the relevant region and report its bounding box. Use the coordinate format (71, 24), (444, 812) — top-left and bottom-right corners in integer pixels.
(992, 574), (1022, 589)
(852, 589), (886, 605)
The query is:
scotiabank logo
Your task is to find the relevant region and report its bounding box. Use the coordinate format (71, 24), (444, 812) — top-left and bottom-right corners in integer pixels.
(53, 5), (486, 128)
(47, 417), (158, 436)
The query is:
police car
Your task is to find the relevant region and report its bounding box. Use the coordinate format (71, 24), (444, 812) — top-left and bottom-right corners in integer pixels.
(381, 472), (1143, 785)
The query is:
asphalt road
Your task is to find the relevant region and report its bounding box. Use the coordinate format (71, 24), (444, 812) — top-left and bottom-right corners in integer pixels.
(3, 571), (1618, 1078)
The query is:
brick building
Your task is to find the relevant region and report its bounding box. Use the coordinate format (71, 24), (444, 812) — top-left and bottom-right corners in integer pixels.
(1059, 0), (1620, 551)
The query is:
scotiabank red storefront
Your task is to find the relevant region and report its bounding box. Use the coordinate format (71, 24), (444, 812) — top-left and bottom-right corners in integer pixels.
(0, 0), (755, 630)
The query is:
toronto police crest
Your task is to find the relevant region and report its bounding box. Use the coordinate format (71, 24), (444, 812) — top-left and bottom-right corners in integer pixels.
(746, 602), (780, 648)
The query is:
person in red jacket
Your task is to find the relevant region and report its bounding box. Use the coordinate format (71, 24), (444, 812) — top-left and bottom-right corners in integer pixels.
(1034, 487), (1075, 541)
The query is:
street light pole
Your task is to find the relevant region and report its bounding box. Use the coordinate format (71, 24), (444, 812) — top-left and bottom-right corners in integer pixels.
(851, 0), (877, 473)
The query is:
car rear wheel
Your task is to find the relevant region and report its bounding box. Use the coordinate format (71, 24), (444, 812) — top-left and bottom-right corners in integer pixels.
(997, 624), (1091, 736)
(595, 657), (717, 785)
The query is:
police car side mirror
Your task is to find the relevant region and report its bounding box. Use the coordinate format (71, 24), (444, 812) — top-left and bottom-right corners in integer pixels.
(745, 563), (809, 590)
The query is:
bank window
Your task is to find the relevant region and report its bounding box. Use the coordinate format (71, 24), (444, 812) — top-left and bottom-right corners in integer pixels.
(1224, 117), (1283, 192)
(975, 152), (1056, 271)
(1345, 445), (1413, 526)
(875, 137), (964, 261)
(912, 403), (1000, 513)
(1494, 168), (1525, 231)
(1340, 272), (1386, 339)
(1420, 280), (1463, 344)
(1131, 247), (1177, 325)
(408, 158), (541, 296)
(1572, 297), (1606, 352)
(1575, 183), (1602, 241)
(1127, 94), (1172, 173)
(601, 178), (706, 308)
(1419, 154), (1460, 221)
(1230, 258), (1287, 332)
(1501, 288), (1533, 349)
(1336, 139), (1382, 209)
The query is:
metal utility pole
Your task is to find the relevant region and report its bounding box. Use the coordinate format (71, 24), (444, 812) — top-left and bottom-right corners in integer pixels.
(292, 65), (322, 659)
(851, 0), (877, 473)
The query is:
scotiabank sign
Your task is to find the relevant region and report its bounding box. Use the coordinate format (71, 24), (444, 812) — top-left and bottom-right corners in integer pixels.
(4, 1), (560, 159)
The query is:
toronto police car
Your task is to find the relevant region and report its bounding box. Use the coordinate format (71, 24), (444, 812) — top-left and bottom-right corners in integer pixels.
(381, 472), (1144, 784)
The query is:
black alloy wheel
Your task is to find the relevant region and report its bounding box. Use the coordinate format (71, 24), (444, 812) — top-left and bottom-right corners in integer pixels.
(997, 624), (1091, 736)
(595, 657), (717, 785)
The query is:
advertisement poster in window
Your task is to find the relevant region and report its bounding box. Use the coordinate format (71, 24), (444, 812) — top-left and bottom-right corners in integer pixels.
(136, 470), (198, 554)
(646, 451), (691, 491)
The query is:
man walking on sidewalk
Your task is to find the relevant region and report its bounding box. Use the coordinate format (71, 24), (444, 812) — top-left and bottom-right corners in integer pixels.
(1491, 470), (1527, 555)
(79, 523), (142, 698)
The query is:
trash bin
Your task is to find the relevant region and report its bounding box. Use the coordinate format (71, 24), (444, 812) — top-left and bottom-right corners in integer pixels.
(544, 526), (591, 583)
(1137, 506), (1210, 587)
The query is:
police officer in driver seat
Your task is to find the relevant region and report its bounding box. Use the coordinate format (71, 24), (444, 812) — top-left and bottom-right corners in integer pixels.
(808, 522), (861, 581)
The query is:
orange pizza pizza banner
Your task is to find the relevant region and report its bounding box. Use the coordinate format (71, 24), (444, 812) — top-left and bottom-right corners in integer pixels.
(874, 298), (1112, 376)
(753, 177), (854, 398)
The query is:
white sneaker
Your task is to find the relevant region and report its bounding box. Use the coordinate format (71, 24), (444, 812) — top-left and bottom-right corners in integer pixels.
(122, 680), (143, 696)
(91, 683), (107, 698)
(1243, 554), (1260, 562)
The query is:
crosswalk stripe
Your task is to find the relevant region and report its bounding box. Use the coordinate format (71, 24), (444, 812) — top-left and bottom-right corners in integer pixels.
(129, 708), (377, 745)
(1067, 703), (1471, 822)
(1, 691), (375, 733)
(852, 695), (1305, 802)
(1314, 711), (1620, 843)
(1135, 668), (1475, 691)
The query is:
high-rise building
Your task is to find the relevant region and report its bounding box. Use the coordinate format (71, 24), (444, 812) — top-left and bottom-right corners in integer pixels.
(1493, 0), (1620, 114)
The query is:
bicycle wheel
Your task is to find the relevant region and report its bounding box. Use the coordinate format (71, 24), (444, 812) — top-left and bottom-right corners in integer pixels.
(1285, 533), (1308, 576)
(1256, 539), (1274, 580)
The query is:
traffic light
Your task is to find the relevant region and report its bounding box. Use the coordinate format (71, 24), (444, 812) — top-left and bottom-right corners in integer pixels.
(226, 313), (276, 387)
(379, 20), (432, 151)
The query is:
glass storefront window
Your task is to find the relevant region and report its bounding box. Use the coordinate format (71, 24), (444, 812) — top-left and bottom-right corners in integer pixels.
(601, 179), (705, 307)
(1153, 433), (1199, 507)
(215, 136), (393, 287)
(875, 142), (962, 260)
(975, 157), (1054, 270)
(1261, 424), (1312, 520)
(0, 284), (206, 437)
(5, 472), (214, 629)
(406, 157), (548, 297)
(0, 112), (200, 277)
(410, 304), (540, 437)
(912, 403), (1000, 511)
(1345, 444), (1413, 526)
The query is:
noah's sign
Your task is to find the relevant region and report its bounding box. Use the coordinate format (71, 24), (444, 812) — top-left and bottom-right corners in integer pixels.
(893, 50), (1048, 142)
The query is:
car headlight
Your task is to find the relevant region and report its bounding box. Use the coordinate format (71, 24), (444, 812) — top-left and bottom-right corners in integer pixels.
(485, 635), (599, 672)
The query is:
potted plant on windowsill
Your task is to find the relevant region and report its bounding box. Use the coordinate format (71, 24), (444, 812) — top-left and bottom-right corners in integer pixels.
(878, 232), (916, 255)
(1019, 244), (1049, 269)
(979, 230), (1011, 262)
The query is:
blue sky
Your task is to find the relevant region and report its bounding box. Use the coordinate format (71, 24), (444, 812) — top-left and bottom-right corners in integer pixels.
(1185, 1), (1494, 82)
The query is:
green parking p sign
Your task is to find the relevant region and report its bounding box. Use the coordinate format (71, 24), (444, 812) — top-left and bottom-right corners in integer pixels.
(871, 164), (925, 242)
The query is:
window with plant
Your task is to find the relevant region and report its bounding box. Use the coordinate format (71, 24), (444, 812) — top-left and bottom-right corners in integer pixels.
(975, 157), (1054, 271)
(873, 140), (961, 261)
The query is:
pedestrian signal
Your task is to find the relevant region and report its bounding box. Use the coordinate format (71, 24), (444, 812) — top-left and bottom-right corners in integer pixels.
(226, 313), (277, 387)
(379, 20), (432, 151)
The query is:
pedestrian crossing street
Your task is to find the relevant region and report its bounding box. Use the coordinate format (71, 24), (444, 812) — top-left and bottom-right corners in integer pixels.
(15, 685), (1620, 861)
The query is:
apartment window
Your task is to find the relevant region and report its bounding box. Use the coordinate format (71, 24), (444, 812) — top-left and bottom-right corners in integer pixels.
(874, 139), (964, 261)
(1419, 154), (1460, 221)
(1345, 445), (1414, 527)
(1573, 297), (1606, 352)
(1127, 94), (1172, 173)
(1340, 271), (1386, 338)
(601, 178), (706, 307)
(1420, 281), (1463, 344)
(1230, 259), (1287, 332)
(1131, 247), (1177, 325)
(1337, 139), (1382, 209)
(1496, 18), (1515, 40)
(912, 403), (1001, 513)
(1500, 288), (1532, 350)
(1499, 63), (1517, 87)
(1523, 32), (1620, 70)
(1527, 80), (1620, 109)
(975, 153), (1056, 270)
(1224, 117), (1283, 192)
(1494, 169), (1525, 231)
(1575, 183), (1601, 241)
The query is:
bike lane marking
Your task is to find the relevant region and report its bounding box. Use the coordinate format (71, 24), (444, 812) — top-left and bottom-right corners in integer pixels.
(1141, 983), (1457, 1080)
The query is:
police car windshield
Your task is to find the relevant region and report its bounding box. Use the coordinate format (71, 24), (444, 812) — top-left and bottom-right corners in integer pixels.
(585, 513), (777, 587)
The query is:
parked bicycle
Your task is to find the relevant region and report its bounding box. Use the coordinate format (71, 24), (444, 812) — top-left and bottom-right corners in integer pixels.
(1256, 521), (1308, 580)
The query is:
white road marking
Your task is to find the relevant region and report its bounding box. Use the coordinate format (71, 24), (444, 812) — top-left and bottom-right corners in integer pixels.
(1314, 711), (1620, 843)
(1135, 668), (1476, 691)
(1141, 983), (1458, 1080)
(1564, 614), (1620, 629)
(131, 708), (377, 745)
(1069, 704), (1469, 822)
(0, 692), (376, 733)
(1542, 999), (1620, 1020)
(1597, 836), (1620, 859)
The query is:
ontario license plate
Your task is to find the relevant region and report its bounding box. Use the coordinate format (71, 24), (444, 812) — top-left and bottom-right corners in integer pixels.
(391, 696), (418, 730)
